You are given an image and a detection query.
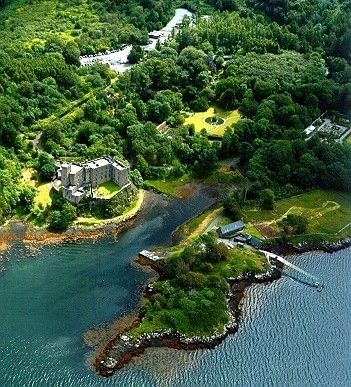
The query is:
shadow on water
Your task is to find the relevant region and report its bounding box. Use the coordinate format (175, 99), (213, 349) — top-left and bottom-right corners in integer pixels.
(282, 271), (323, 291)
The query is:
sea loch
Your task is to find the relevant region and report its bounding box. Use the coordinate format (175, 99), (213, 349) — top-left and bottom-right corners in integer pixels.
(0, 191), (350, 387)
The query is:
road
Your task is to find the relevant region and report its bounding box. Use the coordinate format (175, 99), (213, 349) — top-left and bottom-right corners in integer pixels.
(80, 8), (193, 73)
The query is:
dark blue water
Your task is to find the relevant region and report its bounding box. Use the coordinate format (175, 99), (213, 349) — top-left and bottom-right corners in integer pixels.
(0, 190), (350, 386)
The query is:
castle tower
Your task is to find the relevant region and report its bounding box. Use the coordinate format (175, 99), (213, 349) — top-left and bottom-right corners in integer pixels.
(61, 163), (71, 186)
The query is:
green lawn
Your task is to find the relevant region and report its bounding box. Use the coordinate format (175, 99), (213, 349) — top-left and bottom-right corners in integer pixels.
(184, 107), (241, 137)
(243, 190), (351, 239)
(212, 249), (268, 278)
(172, 207), (223, 247)
(96, 181), (120, 198)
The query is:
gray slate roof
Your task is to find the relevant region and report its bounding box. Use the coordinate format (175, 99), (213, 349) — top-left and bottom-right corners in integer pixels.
(219, 220), (245, 235)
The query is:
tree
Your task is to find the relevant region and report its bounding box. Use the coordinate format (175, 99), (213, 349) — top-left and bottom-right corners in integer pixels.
(18, 184), (36, 212)
(129, 169), (143, 187)
(259, 189), (275, 210)
(222, 192), (242, 219)
(63, 42), (81, 66)
(278, 214), (308, 235)
(37, 153), (56, 182)
(128, 45), (144, 64)
(48, 203), (77, 231)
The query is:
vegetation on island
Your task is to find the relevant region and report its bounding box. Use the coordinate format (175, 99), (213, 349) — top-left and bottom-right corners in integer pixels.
(132, 233), (268, 337)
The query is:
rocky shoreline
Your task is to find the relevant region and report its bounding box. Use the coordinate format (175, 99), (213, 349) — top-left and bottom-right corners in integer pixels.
(292, 237), (351, 254)
(267, 236), (351, 256)
(92, 259), (281, 377)
(0, 190), (148, 255)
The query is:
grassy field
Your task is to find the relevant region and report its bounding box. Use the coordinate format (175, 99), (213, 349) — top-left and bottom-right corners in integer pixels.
(184, 107), (241, 137)
(21, 168), (52, 208)
(145, 165), (241, 198)
(243, 190), (351, 239)
(96, 181), (120, 199)
(34, 183), (52, 208)
(172, 207), (223, 247)
(145, 173), (193, 197)
(213, 248), (268, 278)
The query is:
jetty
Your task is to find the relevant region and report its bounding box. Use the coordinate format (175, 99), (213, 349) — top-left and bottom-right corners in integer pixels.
(261, 250), (323, 289)
(139, 250), (163, 262)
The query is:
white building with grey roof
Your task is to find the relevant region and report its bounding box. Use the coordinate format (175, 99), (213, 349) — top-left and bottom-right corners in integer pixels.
(55, 156), (130, 204)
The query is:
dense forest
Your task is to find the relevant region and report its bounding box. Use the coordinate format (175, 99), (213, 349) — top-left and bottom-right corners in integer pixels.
(0, 0), (350, 225)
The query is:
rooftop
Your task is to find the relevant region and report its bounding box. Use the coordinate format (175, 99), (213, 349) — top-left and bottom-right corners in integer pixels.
(219, 220), (245, 235)
(70, 164), (83, 174)
(84, 157), (111, 169)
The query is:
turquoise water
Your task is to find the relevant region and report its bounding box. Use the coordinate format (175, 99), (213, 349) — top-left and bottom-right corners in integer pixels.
(0, 190), (350, 386)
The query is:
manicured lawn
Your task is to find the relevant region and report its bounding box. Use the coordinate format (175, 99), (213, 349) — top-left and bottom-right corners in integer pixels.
(184, 107), (241, 137)
(96, 181), (120, 198)
(243, 190), (351, 238)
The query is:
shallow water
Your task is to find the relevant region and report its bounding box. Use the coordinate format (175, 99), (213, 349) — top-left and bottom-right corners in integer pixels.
(0, 190), (350, 386)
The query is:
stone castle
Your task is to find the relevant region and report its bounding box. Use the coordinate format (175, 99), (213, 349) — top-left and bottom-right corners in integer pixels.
(56, 156), (130, 204)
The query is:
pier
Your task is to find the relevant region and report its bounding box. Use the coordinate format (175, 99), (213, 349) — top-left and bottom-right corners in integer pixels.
(261, 250), (323, 289)
(139, 250), (163, 262)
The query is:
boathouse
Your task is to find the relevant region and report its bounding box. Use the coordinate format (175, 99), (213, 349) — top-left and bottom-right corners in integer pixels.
(218, 220), (245, 238)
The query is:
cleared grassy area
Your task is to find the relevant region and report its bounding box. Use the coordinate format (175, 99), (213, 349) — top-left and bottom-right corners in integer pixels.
(213, 249), (268, 278)
(184, 107), (241, 137)
(21, 168), (35, 184)
(34, 183), (52, 208)
(243, 190), (351, 239)
(96, 181), (120, 198)
(145, 174), (193, 197)
(173, 207), (223, 247)
(21, 168), (52, 209)
(145, 167), (241, 198)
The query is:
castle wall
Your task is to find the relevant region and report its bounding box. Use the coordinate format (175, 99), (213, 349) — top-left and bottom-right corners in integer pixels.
(112, 164), (129, 187)
(61, 164), (70, 186)
(60, 157), (130, 204)
(69, 168), (84, 187)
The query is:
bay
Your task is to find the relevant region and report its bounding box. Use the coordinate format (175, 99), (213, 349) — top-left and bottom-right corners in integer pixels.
(0, 190), (350, 387)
